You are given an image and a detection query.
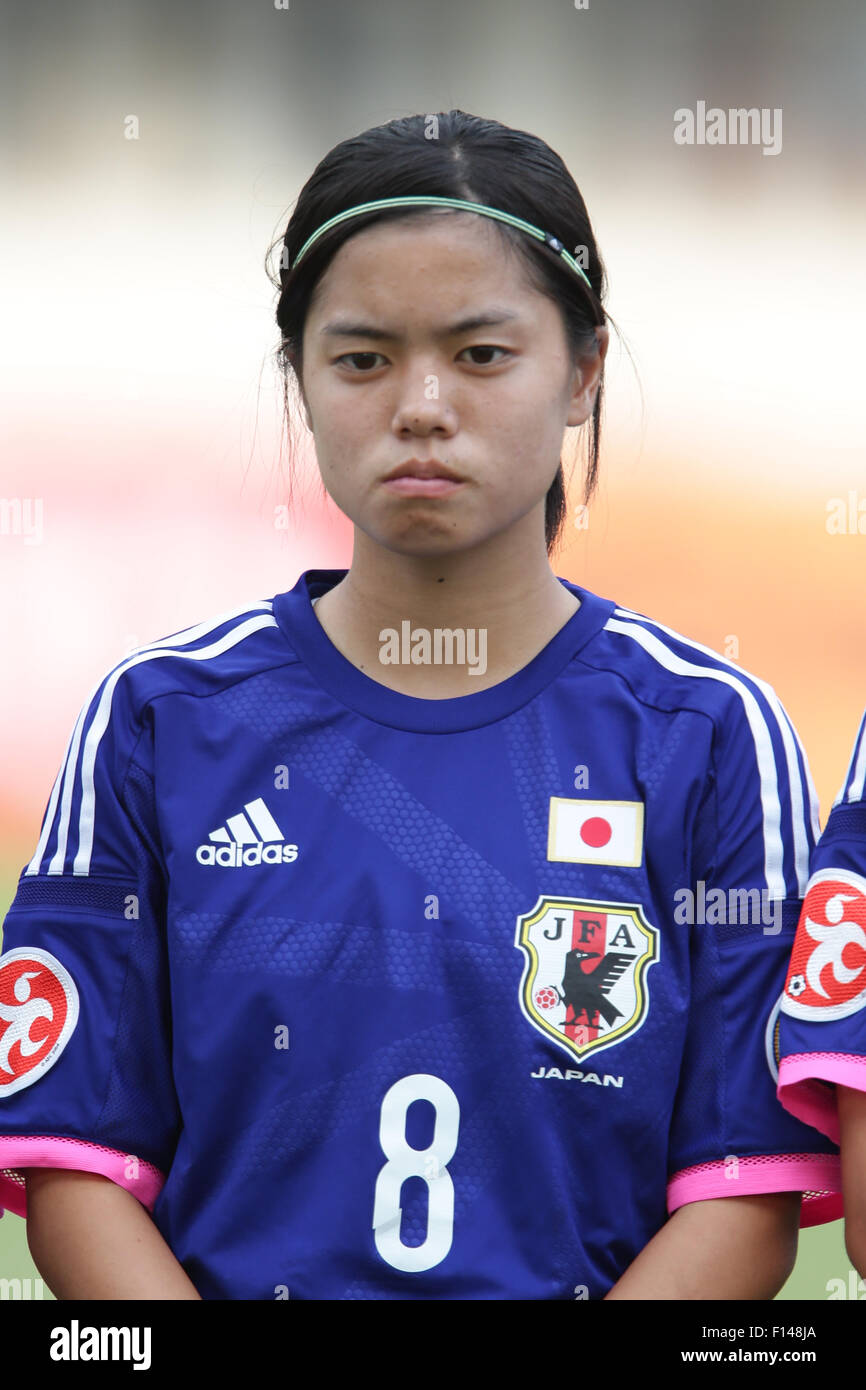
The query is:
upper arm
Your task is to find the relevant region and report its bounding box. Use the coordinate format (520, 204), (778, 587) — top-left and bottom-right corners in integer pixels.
(0, 666), (179, 1220)
(25, 1166), (114, 1193)
(667, 683), (839, 1219)
(24, 1165), (121, 1221)
(22, 1164), (202, 1301)
(838, 1085), (866, 1260)
(776, 710), (866, 1147)
(606, 1191), (801, 1299)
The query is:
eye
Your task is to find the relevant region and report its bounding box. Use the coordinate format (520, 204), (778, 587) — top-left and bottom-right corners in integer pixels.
(333, 345), (510, 371)
(334, 352), (387, 372)
(459, 345), (510, 365)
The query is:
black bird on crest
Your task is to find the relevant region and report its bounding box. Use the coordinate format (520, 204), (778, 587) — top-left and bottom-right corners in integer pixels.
(557, 946), (631, 1030)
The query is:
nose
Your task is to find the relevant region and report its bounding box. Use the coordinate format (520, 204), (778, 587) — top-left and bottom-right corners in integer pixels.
(390, 366), (458, 436)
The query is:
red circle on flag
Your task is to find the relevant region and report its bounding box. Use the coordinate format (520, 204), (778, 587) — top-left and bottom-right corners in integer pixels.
(580, 816), (612, 848)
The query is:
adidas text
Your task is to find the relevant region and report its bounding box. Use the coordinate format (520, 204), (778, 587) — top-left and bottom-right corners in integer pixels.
(196, 842), (299, 867)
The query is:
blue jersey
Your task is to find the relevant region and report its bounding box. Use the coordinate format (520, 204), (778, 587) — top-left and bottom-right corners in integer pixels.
(0, 569), (841, 1298)
(778, 709), (866, 1141)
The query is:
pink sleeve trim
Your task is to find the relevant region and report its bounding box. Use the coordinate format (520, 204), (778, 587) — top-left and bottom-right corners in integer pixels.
(667, 1152), (842, 1228)
(0, 1136), (165, 1219)
(777, 1053), (866, 1146)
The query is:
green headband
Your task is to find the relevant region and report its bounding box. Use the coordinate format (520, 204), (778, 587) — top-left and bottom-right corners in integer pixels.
(289, 195), (594, 291)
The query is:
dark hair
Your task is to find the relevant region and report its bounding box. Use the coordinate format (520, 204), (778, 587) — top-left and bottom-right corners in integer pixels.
(266, 109), (608, 557)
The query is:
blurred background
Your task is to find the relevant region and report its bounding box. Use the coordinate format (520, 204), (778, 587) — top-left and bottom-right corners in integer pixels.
(1, 0), (864, 1299)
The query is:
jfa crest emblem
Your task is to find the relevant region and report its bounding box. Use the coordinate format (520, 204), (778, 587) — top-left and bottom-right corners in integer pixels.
(515, 896), (659, 1061)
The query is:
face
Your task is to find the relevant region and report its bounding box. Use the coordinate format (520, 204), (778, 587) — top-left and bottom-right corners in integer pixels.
(298, 212), (607, 557)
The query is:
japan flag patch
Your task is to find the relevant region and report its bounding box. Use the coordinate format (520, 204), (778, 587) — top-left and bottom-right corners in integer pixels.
(781, 868), (866, 1021)
(547, 798), (644, 867)
(0, 948), (80, 1097)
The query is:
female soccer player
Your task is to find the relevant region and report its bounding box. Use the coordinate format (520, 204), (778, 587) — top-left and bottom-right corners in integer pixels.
(0, 110), (842, 1300)
(777, 709), (866, 1277)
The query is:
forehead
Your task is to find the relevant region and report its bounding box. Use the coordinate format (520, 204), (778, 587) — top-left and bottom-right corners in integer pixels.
(306, 212), (544, 319)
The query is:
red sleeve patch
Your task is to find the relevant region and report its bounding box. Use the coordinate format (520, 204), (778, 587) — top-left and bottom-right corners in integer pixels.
(0, 948), (80, 1096)
(781, 868), (866, 1021)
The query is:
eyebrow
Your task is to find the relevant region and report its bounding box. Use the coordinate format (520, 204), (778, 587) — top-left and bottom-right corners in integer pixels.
(319, 311), (521, 340)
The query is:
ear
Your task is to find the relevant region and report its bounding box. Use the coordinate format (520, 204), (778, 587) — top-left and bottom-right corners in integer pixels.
(565, 326), (609, 428)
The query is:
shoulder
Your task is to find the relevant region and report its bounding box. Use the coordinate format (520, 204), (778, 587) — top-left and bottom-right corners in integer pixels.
(830, 707), (866, 810)
(50, 593), (291, 787)
(85, 595), (291, 732)
(579, 591), (793, 740)
(20, 597), (291, 879)
(581, 593), (818, 894)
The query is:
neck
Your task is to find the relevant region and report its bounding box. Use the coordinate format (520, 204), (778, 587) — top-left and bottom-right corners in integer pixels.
(309, 524), (580, 698)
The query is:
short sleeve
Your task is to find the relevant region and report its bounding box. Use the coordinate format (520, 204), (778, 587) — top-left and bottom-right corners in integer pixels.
(777, 708), (866, 1144)
(666, 682), (841, 1227)
(0, 664), (180, 1219)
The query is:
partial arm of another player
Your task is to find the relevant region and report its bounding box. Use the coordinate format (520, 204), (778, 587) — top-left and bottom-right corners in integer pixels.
(603, 1192), (800, 1300)
(837, 1085), (866, 1279)
(25, 1167), (202, 1300)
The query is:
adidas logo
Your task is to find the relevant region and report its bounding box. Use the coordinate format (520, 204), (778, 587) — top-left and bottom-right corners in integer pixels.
(195, 797), (299, 868)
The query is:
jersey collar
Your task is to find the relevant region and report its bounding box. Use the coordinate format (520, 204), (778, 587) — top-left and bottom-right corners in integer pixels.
(273, 568), (616, 734)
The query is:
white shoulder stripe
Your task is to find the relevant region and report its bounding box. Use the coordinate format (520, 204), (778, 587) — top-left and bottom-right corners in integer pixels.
(837, 708), (866, 805)
(606, 613), (791, 898)
(26, 602), (276, 878)
(73, 615), (278, 876)
(612, 605), (817, 891)
(25, 739), (79, 880)
(124, 599), (274, 657)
